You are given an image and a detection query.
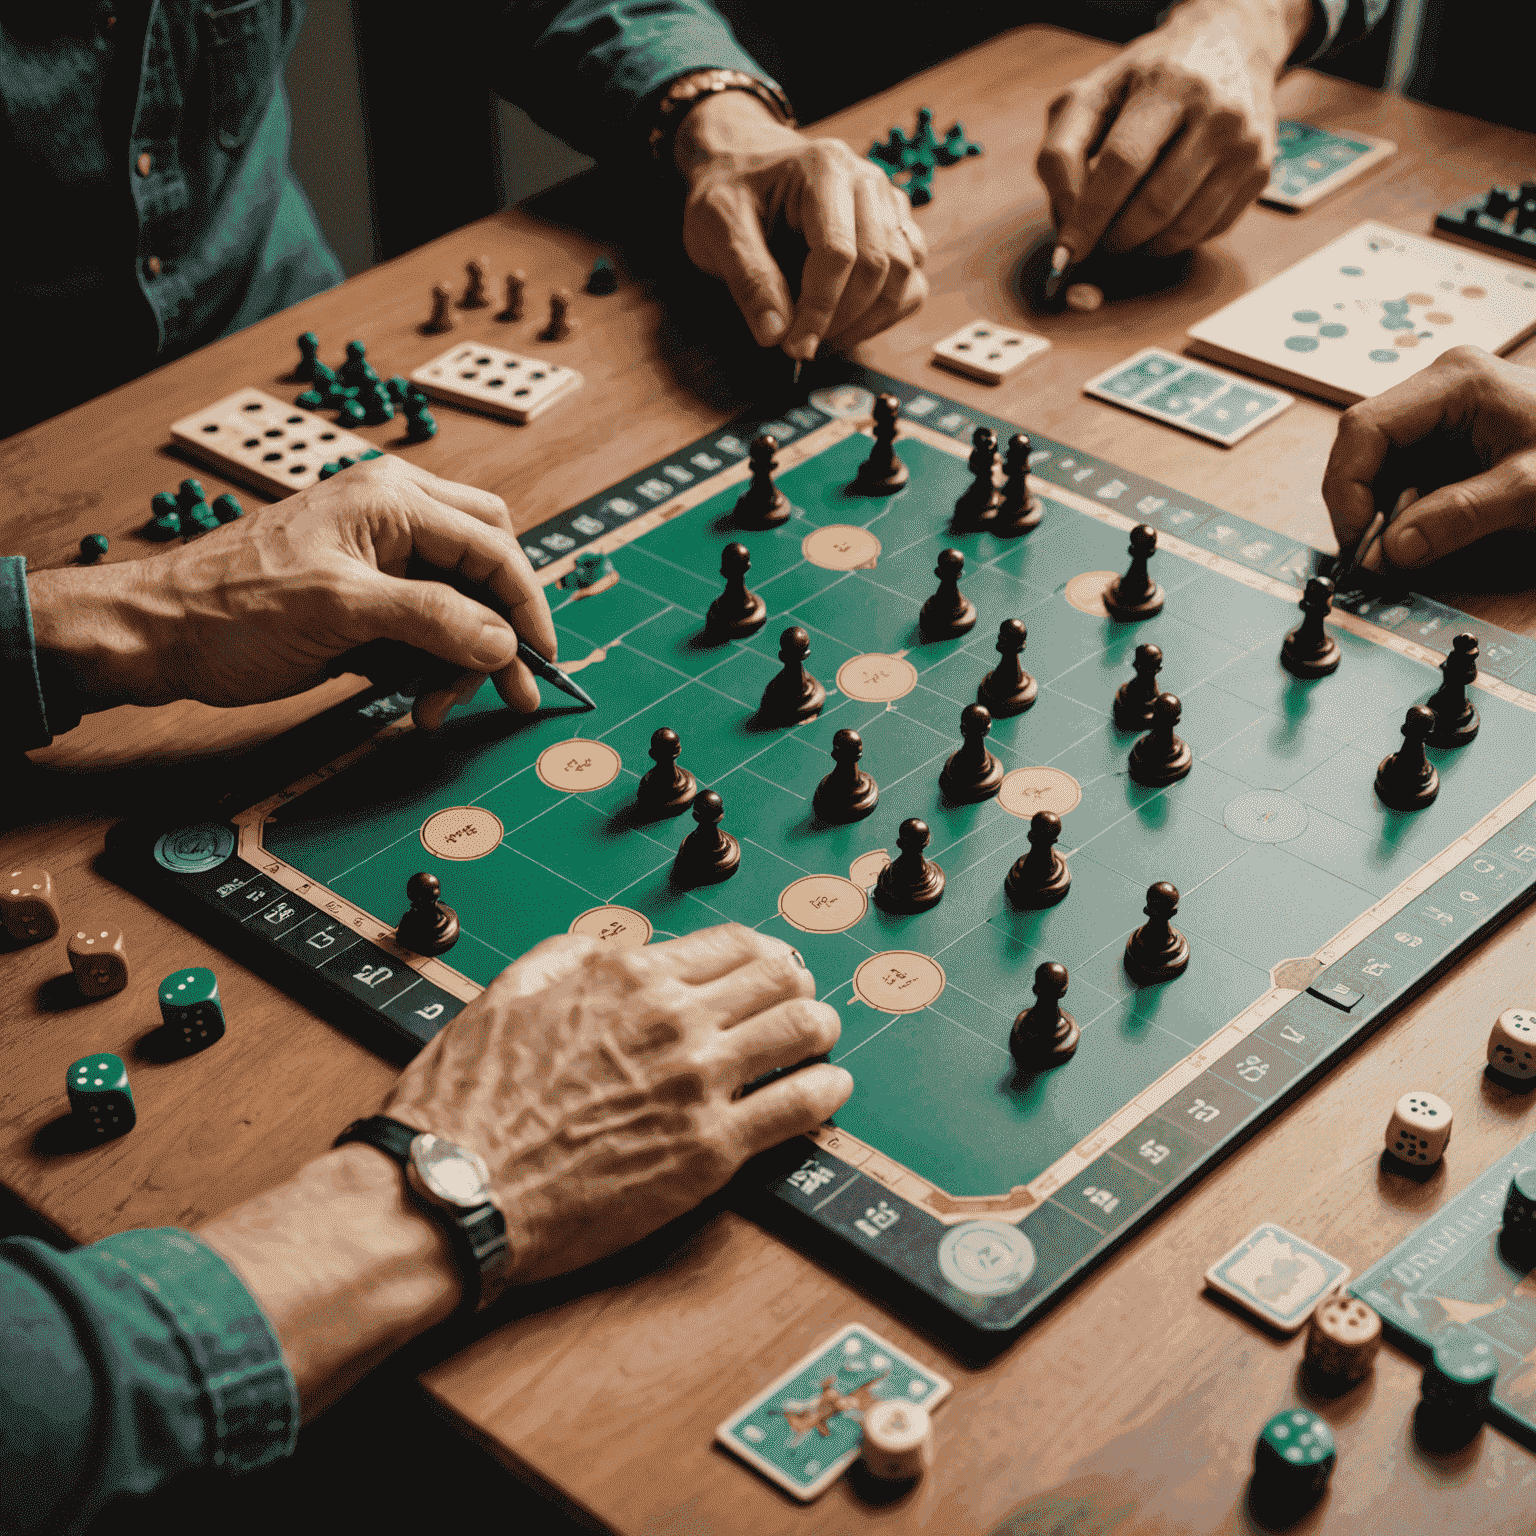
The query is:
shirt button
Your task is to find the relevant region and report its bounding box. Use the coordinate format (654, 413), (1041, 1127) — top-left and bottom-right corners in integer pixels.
(136, 151), (153, 177)
(145, 255), (162, 277)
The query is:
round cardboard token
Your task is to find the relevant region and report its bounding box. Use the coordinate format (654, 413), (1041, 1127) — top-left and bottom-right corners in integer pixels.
(153, 823), (236, 874)
(837, 654), (917, 703)
(849, 849), (892, 888)
(778, 874), (868, 933)
(419, 806), (505, 860)
(536, 739), (622, 792)
(936, 1220), (1036, 1297)
(568, 905), (652, 948)
(853, 951), (945, 1013)
(997, 767), (1082, 820)
(1063, 570), (1118, 616)
(802, 524), (881, 571)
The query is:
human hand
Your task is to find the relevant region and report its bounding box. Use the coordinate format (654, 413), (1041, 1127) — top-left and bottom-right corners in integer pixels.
(1037, 0), (1308, 262)
(384, 923), (850, 1285)
(675, 89), (928, 362)
(27, 456), (554, 731)
(1322, 346), (1536, 570)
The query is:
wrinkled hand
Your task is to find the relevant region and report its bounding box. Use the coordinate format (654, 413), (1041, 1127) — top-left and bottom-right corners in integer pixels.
(676, 89), (927, 361)
(384, 924), (850, 1284)
(1038, 1), (1299, 261)
(28, 456), (553, 731)
(1323, 346), (1536, 570)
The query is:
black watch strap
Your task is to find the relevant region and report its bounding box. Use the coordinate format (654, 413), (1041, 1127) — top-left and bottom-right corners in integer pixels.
(334, 1114), (507, 1318)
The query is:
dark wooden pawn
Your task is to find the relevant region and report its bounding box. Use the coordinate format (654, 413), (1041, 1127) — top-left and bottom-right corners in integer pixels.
(1426, 633), (1480, 747)
(1124, 881), (1190, 985)
(979, 619), (1037, 715)
(1103, 524), (1165, 621)
(1128, 692), (1193, 786)
(1010, 961), (1079, 1070)
(952, 426), (1001, 529)
(1281, 576), (1342, 679)
(940, 704), (1006, 801)
(396, 872), (460, 956)
(994, 433), (1042, 536)
(673, 790), (740, 884)
(539, 287), (574, 342)
(852, 392), (909, 494)
(813, 728), (879, 822)
(1375, 705), (1440, 812)
(734, 434), (790, 527)
(1114, 643), (1164, 731)
(759, 626), (826, 724)
(422, 282), (454, 334)
(636, 727), (697, 815)
(461, 256), (491, 308)
(496, 268), (527, 321)
(706, 542), (767, 639)
(874, 818), (945, 913)
(1004, 811), (1072, 909)
(919, 549), (977, 640)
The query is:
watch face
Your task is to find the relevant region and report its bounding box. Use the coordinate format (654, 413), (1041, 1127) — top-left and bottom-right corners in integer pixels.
(412, 1134), (492, 1208)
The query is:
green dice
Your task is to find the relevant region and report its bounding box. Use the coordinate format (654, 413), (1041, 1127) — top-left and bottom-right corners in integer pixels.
(66, 1053), (136, 1139)
(158, 966), (226, 1050)
(1252, 1408), (1335, 1506)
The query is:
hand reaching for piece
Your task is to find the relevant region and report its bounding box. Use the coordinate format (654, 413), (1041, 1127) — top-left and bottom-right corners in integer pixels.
(26, 456), (554, 732)
(676, 89), (928, 362)
(1323, 346), (1536, 570)
(384, 923), (850, 1284)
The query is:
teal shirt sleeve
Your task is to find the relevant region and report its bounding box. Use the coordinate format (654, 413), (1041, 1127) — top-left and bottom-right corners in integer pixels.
(1, 555), (84, 751)
(485, 0), (780, 157)
(0, 1229), (300, 1535)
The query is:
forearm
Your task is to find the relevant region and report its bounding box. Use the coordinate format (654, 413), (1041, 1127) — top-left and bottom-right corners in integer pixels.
(195, 1144), (460, 1421)
(1160, 0), (1318, 72)
(672, 86), (798, 178)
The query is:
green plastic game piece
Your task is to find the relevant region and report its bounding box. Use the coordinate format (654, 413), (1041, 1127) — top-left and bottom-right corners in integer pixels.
(336, 399), (367, 428)
(338, 455), (357, 469)
(157, 965), (226, 1048)
(563, 550), (614, 590)
(312, 360), (337, 392)
(183, 499), (220, 534)
(143, 512), (181, 540)
(176, 478), (205, 509)
(1423, 1332), (1499, 1418)
(341, 339), (369, 384)
(404, 403), (437, 442)
(357, 383), (394, 425)
(585, 256), (618, 295)
(78, 533), (108, 562)
(385, 375), (410, 402)
(912, 106), (938, 158)
(66, 1051), (135, 1139)
(296, 331), (319, 381)
(296, 388), (325, 410)
(358, 447), (384, 461)
(211, 493), (243, 523)
(905, 166), (934, 207)
(318, 462), (342, 480)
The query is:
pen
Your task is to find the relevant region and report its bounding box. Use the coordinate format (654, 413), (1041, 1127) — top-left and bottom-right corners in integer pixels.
(519, 636), (596, 710)
(1334, 487), (1418, 587)
(1044, 242), (1073, 301)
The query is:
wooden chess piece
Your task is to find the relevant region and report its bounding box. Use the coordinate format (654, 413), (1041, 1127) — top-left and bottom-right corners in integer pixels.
(940, 703), (1005, 802)
(759, 627), (826, 724)
(460, 256), (491, 308)
(1004, 811), (1072, 909)
(1010, 961), (1079, 1070)
(296, 331), (319, 382)
(852, 392), (909, 494)
(422, 283), (454, 334)
(1114, 643), (1163, 731)
(1281, 576), (1342, 679)
(706, 543), (767, 639)
(673, 790), (740, 885)
(813, 729), (879, 822)
(919, 549), (977, 641)
(636, 727), (697, 815)
(496, 269), (526, 322)
(1128, 692), (1193, 787)
(978, 619), (1037, 715)
(539, 287), (575, 342)
(952, 426), (1001, 529)
(1375, 705), (1440, 811)
(734, 434), (790, 527)
(874, 818), (946, 913)
(994, 432), (1042, 536)
(1124, 881), (1189, 985)
(1426, 633), (1480, 747)
(395, 872), (460, 956)
(1103, 524), (1164, 621)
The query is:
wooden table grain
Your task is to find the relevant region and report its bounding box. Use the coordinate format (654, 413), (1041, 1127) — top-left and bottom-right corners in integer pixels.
(7, 25), (1536, 1535)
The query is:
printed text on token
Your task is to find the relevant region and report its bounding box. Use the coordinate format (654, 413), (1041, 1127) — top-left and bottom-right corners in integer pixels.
(536, 739), (622, 792)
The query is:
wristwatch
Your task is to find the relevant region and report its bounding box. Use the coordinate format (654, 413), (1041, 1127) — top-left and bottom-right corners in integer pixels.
(333, 1115), (510, 1318)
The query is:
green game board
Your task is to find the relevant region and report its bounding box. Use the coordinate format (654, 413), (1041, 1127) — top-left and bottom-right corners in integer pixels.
(111, 367), (1536, 1336)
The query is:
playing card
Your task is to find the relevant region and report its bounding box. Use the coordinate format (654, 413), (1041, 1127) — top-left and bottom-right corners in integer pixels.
(410, 342), (584, 424)
(1261, 121), (1396, 210)
(931, 319), (1050, 384)
(715, 1323), (952, 1500)
(1205, 1222), (1351, 1333)
(1082, 347), (1293, 445)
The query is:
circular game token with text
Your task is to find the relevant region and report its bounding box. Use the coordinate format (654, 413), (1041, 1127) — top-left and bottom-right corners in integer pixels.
(536, 739), (622, 792)
(568, 906), (652, 948)
(936, 1220), (1036, 1297)
(997, 767), (1082, 820)
(779, 875), (868, 933)
(852, 951), (945, 1013)
(419, 806), (505, 860)
(837, 654), (917, 703)
(802, 524), (882, 571)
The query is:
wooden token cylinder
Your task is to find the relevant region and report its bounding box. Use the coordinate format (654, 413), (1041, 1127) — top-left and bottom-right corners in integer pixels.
(1304, 1294), (1381, 1383)
(861, 1398), (932, 1481)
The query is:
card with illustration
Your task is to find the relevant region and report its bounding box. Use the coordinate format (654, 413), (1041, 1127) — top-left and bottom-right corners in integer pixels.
(1082, 347), (1293, 445)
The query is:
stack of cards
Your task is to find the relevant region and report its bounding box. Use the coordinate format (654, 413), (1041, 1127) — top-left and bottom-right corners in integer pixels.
(1082, 347), (1294, 446)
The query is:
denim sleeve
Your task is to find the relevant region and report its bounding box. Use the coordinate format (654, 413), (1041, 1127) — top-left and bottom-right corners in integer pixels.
(0, 1229), (300, 1536)
(484, 0), (779, 157)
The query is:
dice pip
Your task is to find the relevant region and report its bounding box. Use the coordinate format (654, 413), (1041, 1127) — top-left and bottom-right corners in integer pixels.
(66, 1053), (136, 1139)
(157, 967), (226, 1050)
(1385, 1090), (1453, 1167)
(2, 867), (60, 944)
(1488, 1008), (1536, 1085)
(67, 927), (129, 998)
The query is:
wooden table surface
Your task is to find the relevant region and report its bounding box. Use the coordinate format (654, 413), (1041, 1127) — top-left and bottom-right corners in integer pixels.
(7, 25), (1536, 1536)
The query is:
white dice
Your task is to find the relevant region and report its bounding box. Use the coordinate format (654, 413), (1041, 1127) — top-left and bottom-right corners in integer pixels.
(1386, 1091), (1453, 1167)
(1488, 1008), (1536, 1081)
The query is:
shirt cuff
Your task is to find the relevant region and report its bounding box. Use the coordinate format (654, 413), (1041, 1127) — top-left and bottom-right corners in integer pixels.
(1, 555), (51, 750)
